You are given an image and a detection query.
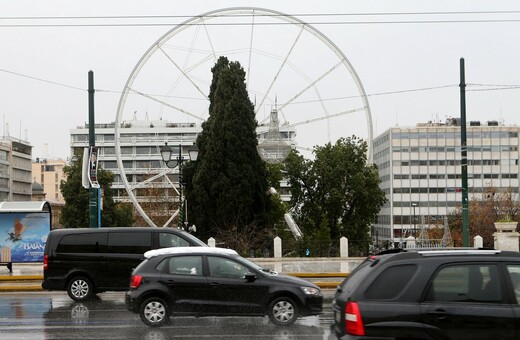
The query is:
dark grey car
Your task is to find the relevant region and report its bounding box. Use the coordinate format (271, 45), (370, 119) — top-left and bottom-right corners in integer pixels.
(332, 249), (520, 340)
(125, 247), (323, 327)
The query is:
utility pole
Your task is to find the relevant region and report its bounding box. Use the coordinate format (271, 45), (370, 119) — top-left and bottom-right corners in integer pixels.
(88, 70), (100, 228)
(460, 58), (469, 246)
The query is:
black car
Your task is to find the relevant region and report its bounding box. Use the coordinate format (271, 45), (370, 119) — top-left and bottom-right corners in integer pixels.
(42, 227), (207, 301)
(125, 247), (323, 327)
(332, 249), (520, 340)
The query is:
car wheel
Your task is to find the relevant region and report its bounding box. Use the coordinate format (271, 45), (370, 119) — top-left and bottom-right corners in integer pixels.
(67, 276), (94, 301)
(268, 296), (298, 326)
(140, 297), (170, 327)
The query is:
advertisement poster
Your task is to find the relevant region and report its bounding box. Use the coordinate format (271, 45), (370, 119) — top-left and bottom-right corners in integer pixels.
(0, 213), (50, 262)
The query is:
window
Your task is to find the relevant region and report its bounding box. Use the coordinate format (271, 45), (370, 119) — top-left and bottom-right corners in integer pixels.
(102, 161), (117, 169)
(159, 232), (190, 248)
(156, 256), (202, 276)
(57, 233), (107, 253)
(425, 264), (502, 303)
(136, 146), (151, 155)
(108, 232), (152, 254)
(506, 265), (520, 304)
(104, 147), (115, 155)
(208, 256), (250, 279)
(365, 264), (417, 299)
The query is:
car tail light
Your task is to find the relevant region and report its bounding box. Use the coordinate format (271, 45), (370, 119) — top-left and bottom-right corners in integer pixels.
(43, 255), (48, 271)
(130, 275), (143, 289)
(345, 301), (365, 336)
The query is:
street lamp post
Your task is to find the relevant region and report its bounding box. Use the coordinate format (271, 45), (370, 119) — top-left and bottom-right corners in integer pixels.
(160, 143), (199, 229)
(411, 202), (418, 238)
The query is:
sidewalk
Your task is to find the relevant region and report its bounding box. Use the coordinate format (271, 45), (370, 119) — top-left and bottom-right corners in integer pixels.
(0, 261), (350, 292)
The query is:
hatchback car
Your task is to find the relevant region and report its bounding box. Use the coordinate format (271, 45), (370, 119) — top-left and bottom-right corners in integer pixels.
(125, 247), (323, 327)
(332, 249), (520, 340)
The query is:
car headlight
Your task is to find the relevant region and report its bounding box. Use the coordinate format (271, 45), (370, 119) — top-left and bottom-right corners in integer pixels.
(301, 287), (321, 295)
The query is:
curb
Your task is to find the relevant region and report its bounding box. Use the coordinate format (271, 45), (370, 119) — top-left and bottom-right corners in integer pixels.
(0, 273), (342, 292)
(0, 275), (43, 281)
(0, 285), (43, 291)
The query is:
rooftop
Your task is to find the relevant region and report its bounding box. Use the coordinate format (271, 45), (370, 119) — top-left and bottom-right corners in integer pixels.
(144, 246), (237, 259)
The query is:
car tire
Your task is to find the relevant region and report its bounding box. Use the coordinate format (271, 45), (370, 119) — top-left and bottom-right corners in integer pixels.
(268, 296), (298, 326)
(140, 297), (170, 327)
(67, 276), (94, 302)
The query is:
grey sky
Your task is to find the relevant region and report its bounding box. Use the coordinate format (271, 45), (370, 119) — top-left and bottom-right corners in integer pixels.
(1, 0), (519, 160)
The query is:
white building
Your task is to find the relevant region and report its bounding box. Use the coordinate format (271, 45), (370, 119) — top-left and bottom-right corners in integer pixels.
(373, 119), (519, 244)
(70, 118), (296, 208)
(0, 137), (33, 201)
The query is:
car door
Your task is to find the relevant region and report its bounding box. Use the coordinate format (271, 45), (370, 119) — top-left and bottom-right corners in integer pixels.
(204, 255), (269, 315)
(420, 263), (516, 340)
(158, 255), (208, 314)
(105, 231), (152, 289)
(54, 232), (108, 287)
(506, 264), (520, 339)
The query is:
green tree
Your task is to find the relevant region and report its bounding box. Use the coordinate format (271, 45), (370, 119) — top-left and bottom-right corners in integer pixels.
(185, 57), (275, 248)
(284, 137), (386, 254)
(60, 153), (134, 228)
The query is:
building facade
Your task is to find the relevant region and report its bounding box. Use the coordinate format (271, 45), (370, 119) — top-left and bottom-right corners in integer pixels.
(70, 118), (296, 222)
(0, 137), (33, 201)
(32, 158), (66, 203)
(373, 120), (520, 244)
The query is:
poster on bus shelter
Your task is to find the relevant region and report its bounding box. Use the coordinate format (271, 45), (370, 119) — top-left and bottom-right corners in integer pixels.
(0, 212), (50, 262)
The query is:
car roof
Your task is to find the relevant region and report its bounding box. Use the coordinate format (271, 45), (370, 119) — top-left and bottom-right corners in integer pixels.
(50, 227), (185, 234)
(373, 249), (520, 264)
(144, 246), (238, 259)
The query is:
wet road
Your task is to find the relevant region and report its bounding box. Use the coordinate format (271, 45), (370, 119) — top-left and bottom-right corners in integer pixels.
(0, 292), (336, 339)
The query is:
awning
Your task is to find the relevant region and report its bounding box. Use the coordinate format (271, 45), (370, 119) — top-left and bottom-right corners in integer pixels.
(0, 201), (51, 213)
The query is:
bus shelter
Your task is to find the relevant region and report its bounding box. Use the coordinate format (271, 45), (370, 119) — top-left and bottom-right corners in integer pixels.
(0, 201), (51, 272)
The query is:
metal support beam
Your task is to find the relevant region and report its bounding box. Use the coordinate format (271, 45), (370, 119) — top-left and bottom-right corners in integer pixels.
(88, 70), (100, 228)
(460, 58), (469, 246)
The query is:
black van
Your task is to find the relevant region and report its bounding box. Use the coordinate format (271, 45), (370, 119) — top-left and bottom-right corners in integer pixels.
(42, 227), (207, 301)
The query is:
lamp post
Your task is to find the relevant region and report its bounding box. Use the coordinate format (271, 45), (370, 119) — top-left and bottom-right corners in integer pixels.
(160, 143), (199, 229)
(411, 202), (418, 238)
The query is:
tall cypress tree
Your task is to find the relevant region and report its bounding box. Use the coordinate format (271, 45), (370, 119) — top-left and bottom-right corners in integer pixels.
(186, 57), (271, 242)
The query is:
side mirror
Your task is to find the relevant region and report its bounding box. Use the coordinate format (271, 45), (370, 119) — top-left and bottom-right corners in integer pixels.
(245, 273), (257, 282)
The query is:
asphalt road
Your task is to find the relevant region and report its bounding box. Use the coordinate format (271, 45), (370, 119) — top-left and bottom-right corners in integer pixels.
(0, 291), (337, 340)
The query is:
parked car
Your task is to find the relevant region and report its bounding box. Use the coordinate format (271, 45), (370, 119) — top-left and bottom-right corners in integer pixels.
(125, 247), (323, 327)
(332, 249), (520, 339)
(42, 227), (207, 301)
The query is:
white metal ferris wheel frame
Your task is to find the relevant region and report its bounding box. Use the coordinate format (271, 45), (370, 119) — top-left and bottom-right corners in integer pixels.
(114, 7), (374, 228)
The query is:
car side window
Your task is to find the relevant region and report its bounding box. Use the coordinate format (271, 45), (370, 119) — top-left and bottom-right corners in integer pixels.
(108, 232), (152, 254)
(56, 233), (107, 253)
(159, 232), (190, 248)
(506, 265), (520, 304)
(157, 256), (202, 276)
(365, 264), (417, 299)
(425, 264), (502, 303)
(208, 256), (249, 279)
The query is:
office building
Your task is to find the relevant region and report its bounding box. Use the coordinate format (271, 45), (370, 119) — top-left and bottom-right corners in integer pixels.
(372, 119), (519, 244)
(70, 118), (296, 211)
(0, 137), (33, 201)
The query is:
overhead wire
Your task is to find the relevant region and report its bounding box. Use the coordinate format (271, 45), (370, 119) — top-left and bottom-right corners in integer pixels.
(1, 10), (520, 27)
(2, 10), (520, 20)
(2, 67), (519, 103)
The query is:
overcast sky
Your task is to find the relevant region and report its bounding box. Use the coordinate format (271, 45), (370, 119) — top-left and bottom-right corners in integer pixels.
(1, 0), (519, 160)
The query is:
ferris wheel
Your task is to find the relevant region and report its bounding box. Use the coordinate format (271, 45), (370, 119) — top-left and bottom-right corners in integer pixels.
(114, 7), (373, 227)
